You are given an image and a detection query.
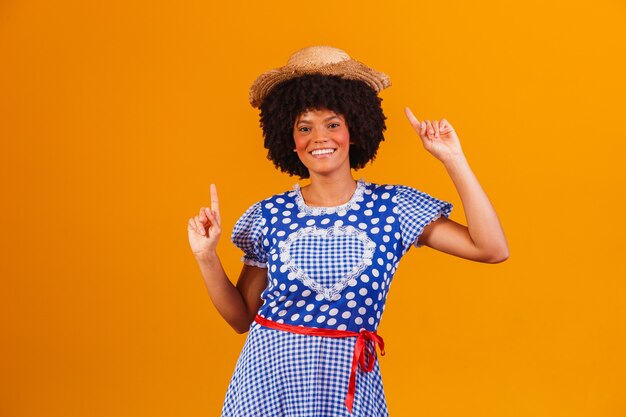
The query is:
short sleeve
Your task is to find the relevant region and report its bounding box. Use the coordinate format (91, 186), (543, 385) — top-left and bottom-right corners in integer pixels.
(396, 185), (453, 251)
(230, 201), (268, 268)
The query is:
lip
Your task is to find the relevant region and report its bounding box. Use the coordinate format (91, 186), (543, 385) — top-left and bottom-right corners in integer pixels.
(309, 148), (337, 159)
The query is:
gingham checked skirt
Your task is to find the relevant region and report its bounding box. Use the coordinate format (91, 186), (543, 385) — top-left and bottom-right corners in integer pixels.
(221, 320), (389, 416)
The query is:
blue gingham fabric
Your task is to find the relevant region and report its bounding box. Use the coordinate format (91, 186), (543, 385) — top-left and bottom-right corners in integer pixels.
(230, 202), (268, 268)
(222, 322), (387, 417)
(224, 179), (453, 416)
(395, 185), (454, 252)
(290, 231), (365, 289)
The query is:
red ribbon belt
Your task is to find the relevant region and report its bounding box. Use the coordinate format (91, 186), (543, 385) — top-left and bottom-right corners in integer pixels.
(254, 314), (385, 414)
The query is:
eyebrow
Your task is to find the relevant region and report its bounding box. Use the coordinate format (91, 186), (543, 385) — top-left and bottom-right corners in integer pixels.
(296, 115), (341, 125)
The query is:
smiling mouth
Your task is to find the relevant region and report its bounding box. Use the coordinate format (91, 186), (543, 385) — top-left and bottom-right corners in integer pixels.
(310, 148), (336, 156)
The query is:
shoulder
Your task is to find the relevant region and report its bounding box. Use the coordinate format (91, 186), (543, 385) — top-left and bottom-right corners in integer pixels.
(385, 183), (445, 204)
(361, 180), (400, 195)
(261, 188), (297, 206)
(363, 181), (453, 217)
(362, 181), (420, 202)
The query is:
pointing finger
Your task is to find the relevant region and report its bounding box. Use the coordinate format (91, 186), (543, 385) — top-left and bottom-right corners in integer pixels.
(404, 107), (420, 130)
(405, 107), (430, 144)
(205, 209), (222, 234)
(210, 184), (221, 225)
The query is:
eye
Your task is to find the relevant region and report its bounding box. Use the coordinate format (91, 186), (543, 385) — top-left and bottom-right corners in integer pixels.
(297, 127), (310, 132)
(329, 123), (341, 128)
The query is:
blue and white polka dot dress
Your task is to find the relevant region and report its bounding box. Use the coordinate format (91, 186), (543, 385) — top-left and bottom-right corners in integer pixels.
(221, 179), (453, 417)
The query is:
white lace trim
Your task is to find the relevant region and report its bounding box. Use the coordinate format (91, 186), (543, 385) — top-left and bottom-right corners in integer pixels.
(413, 212), (445, 249)
(278, 225), (376, 301)
(241, 257), (268, 268)
(293, 178), (366, 216)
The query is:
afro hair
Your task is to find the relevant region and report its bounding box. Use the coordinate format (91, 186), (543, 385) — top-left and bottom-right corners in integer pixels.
(258, 74), (387, 178)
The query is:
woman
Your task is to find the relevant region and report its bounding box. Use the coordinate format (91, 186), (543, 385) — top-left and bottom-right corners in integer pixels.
(187, 46), (509, 416)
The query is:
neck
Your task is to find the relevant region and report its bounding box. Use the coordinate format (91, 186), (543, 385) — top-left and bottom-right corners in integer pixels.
(301, 173), (358, 207)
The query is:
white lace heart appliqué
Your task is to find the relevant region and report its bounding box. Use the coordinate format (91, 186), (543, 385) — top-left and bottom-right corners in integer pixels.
(278, 225), (375, 301)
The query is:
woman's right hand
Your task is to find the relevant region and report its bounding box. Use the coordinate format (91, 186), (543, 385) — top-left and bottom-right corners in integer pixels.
(188, 184), (222, 260)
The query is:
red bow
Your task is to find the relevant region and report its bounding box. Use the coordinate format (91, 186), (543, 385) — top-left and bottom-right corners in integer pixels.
(345, 329), (385, 413)
(254, 315), (386, 414)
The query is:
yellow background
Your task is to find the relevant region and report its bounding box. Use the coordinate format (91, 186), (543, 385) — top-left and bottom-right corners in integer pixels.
(1, 0), (625, 416)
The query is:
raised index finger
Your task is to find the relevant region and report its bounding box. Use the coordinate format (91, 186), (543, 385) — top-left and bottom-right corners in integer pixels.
(210, 183), (221, 224)
(404, 107), (421, 129)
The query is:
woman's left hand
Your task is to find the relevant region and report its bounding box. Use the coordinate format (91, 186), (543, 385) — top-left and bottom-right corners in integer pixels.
(404, 107), (464, 163)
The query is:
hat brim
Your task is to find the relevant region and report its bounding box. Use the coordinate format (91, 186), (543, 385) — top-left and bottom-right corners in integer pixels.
(249, 60), (391, 108)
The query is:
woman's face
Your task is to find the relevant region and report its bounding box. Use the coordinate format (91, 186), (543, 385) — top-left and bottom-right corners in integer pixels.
(293, 108), (353, 178)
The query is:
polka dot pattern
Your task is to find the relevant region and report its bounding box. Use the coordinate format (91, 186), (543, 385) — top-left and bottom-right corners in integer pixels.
(231, 179), (453, 333)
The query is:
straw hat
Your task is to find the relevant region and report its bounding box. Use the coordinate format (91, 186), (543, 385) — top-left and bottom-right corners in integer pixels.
(249, 45), (391, 108)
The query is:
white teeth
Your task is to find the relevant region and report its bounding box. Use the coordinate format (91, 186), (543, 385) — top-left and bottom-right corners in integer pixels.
(311, 149), (335, 156)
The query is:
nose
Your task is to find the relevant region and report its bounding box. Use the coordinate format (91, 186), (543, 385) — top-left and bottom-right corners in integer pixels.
(313, 130), (329, 143)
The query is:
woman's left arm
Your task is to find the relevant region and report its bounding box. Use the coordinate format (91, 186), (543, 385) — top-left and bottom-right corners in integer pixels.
(404, 107), (509, 263)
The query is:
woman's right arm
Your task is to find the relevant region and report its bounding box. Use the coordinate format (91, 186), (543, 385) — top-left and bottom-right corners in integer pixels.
(188, 184), (266, 334)
(195, 256), (267, 334)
